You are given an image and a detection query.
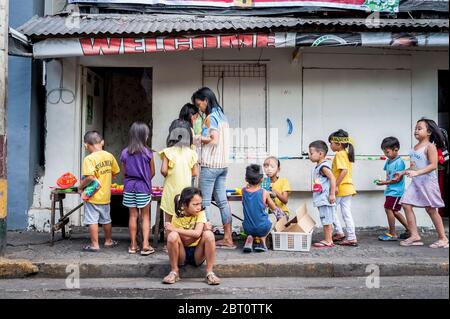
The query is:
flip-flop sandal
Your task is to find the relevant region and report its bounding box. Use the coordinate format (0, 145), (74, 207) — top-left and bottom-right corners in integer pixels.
(337, 240), (359, 247)
(313, 241), (335, 248)
(400, 239), (424, 247)
(128, 246), (140, 254)
(378, 233), (398, 241)
(429, 240), (449, 249)
(332, 234), (346, 242)
(104, 240), (119, 248)
(162, 271), (180, 284)
(140, 247), (156, 256)
(82, 245), (100, 252)
(206, 272), (221, 285)
(216, 243), (237, 250)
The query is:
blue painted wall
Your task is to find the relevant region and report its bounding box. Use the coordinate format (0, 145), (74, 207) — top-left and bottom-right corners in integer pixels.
(7, 0), (45, 230)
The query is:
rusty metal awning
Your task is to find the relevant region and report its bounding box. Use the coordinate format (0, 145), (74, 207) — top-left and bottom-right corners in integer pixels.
(18, 14), (449, 39)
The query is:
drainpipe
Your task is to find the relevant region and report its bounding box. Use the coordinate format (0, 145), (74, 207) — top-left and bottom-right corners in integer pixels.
(0, 0), (8, 256)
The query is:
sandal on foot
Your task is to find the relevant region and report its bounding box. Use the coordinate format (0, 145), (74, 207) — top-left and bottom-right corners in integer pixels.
(206, 272), (221, 285)
(104, 240), (119, 248)
(337, 239), (359, 247)
(400, 238), (424, 247)
(128, 246), (140, 254)
(82, 245), (100, 252)
(162, 271), (180, 284)
(399, 232), (410, 240)
(313, 241), (335, 248)
(332, 234), (346, 242)
(216, 243), (237, 250)
(378, 233), (398, 241)
(429, 240), (449, 249)
(140, 247), (155, 256)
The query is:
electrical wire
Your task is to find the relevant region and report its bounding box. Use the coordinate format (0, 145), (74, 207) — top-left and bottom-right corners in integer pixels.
(46, 60), (76, 105)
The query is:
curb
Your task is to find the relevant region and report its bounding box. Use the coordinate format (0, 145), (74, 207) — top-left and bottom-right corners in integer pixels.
(0, 258), (39, 278)
(31, 261), (449, 279)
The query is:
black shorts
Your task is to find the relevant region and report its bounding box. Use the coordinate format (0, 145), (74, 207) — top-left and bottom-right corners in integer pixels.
(183, 246), (205, 267)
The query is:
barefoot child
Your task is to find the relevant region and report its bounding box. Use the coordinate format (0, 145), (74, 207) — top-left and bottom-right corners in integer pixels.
(328, 129), (358, 246)
(163, 187), (220, 285)
(309, 141), (336, 248)
(78, 131), (120, 252)
(263, 156), (292, 216)
(376, 137), (409, 241)
(242, 164), (278, 253)
(399, 118), (448, 248)
(120, 122), (156, 255)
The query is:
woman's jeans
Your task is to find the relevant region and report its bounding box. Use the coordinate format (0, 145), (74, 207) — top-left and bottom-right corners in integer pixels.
(199, 167), (232, 225)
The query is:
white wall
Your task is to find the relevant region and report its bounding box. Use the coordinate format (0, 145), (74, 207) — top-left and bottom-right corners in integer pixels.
(32, 46), (449, 231)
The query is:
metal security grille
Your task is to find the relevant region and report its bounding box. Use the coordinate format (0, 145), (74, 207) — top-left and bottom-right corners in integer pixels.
(203, 64), (266, 78)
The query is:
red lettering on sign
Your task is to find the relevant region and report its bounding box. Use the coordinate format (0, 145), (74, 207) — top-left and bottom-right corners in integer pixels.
(163, 38), (176, 52)
(192, 36), (205, 50)
(220, 34), (255, 48)
(80, 38), (121, 56)
(123, 38), (145, 54)
(256, 34), (276, 47)
(174, 37), (193, 51)
(205, 36), (218, 49)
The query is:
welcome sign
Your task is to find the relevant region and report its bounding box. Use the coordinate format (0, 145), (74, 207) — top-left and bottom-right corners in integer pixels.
(32, 32), (449, 58)
(67, 0), (401, 13)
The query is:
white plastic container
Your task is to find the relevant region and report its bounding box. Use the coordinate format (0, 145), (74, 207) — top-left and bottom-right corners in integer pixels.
(271, 230), (313, 252)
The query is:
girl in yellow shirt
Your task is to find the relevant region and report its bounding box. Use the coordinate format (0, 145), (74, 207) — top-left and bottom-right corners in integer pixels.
(160, 119), (198, 223)
(163, 187), (220, 285)
(328, 129), (358, 246)
(263, 156), (292, 215)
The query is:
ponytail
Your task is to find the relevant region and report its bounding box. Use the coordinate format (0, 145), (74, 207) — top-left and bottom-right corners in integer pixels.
(173, 187), (203, 218)
(347, 144), (355, 163)
(174, 194), (183, 218)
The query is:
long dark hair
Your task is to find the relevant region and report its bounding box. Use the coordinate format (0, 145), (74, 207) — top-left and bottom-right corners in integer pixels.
(128, 122), (150, 155)
(328, 129), (355, 163)
(166, 119), (193, 147)
(174, 187), (204, 218)
(418, 118), (447, 149)
(191, 87), (224, 116)
(179, 103), (199, 127)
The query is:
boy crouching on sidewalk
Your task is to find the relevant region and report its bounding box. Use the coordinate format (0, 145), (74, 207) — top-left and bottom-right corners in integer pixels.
(78, 131), (120, 252)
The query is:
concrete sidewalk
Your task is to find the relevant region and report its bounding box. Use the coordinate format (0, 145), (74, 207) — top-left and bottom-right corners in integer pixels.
(2, 228), (449, 279)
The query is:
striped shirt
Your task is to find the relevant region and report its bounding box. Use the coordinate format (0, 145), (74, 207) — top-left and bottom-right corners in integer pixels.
(200, 107), (230, 169)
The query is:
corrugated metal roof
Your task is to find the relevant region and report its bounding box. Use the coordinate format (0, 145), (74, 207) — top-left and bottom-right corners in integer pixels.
(18, 14), (449, 38)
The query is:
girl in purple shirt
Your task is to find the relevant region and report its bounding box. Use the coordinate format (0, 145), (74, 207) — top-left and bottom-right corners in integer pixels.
(120, 122), (156, 255)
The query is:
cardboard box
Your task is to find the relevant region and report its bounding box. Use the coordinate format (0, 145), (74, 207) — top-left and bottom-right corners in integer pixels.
(282, 204), (316, 233)
(274, 216), (288, 232)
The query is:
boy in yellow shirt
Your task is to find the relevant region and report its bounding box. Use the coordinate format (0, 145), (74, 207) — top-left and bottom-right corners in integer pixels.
(78, 131), (120, 252)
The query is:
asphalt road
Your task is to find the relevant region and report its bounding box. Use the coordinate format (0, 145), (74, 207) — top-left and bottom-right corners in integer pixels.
(0, 276), (448, 299)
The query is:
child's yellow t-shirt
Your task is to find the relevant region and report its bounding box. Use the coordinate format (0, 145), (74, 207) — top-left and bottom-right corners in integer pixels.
(82, 150), (120, 204)
(171, 211), (207, 247)
(271, 177), (291, 213)
(159, 146), (198, 216)
(332, 150), (357, 197)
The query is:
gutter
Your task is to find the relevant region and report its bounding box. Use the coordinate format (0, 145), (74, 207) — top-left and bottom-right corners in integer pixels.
(8, 27), (33, 58)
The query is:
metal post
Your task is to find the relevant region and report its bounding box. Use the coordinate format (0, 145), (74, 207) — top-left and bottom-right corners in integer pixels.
(0, 0), (9, 256)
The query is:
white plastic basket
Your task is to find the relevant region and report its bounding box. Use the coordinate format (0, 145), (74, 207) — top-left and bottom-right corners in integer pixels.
(271, 230), (313, 252)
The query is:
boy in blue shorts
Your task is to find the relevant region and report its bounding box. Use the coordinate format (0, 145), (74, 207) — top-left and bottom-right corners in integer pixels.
(376, 137), (410, 241)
